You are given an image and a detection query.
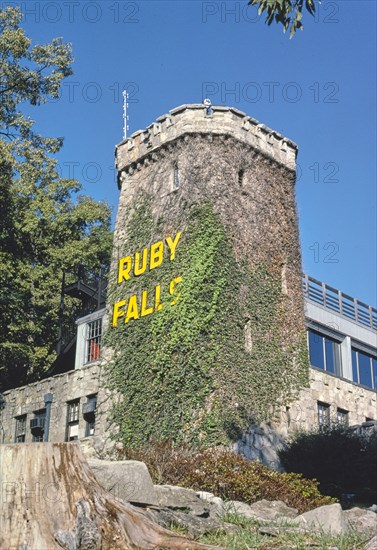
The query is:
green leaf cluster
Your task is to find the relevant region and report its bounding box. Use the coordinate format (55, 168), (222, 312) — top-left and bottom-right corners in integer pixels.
(249, 0), (317, 37)
(0, 7), (113, 390)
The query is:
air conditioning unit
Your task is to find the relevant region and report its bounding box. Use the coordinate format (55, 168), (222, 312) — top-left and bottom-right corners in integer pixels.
(30, 417), (45, 431)
(82, 401), (96, 416)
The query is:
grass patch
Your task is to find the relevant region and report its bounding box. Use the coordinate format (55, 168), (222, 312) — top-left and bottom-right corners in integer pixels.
(198, 517), (367, 549)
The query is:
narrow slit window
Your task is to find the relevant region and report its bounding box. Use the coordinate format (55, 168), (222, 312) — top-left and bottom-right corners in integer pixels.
(173, 165), (180, 190)
(238, 169), (244, 186)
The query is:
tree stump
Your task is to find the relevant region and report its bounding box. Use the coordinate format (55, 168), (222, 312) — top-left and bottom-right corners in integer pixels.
(0, 443), (219, 549)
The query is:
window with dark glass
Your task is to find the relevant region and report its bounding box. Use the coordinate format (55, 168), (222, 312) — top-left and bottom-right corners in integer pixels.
(85, 318), (102, 364)
(308, 329), (342, 375)
(15, 415), (27, 443)
(351, 348), (376, 390)
(336, 408), (348, 427)
(83, 394), (97, 437)
(30, 409), (46, 442)
(317, 402), (330, 430)
(66, 400), (80, 441)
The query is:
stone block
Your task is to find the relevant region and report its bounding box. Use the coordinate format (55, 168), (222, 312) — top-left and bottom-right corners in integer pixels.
(88, 459), (158, 506)
(292, 503), (350, 535)
(343, 507), (377, 534)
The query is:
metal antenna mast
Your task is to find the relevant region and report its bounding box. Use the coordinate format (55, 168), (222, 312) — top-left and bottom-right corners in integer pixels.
(122, 90), (129, 140)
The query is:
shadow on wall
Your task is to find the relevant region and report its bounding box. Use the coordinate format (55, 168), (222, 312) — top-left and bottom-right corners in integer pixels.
(234, 423), (286, 471)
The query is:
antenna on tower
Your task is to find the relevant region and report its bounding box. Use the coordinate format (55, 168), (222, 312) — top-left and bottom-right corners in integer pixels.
(122, 90), (129, 140)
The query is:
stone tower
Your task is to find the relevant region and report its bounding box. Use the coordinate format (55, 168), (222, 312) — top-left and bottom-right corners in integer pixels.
(108, 104), (308, 449)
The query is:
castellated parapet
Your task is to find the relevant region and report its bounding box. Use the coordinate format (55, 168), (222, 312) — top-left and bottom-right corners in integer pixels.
(116, 104), (297, 182)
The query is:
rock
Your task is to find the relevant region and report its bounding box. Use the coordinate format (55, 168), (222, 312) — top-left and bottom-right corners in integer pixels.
(227, 499), (298, 522)
(344, 507), (377, 534)
(249, 499), (298, 521)
(227, 500), (258, 520)
(292, 503), (350, 535)
(196, 491), (225, 516)
(154, 485), (215, 518)
(364, 535), (377, 550)
(88, 459), (158, 506)
(369, 504), (377, 514)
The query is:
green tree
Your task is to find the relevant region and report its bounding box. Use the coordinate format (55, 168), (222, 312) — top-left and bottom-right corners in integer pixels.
(0, 7), (113, 390)
(249, 0), (317, 37)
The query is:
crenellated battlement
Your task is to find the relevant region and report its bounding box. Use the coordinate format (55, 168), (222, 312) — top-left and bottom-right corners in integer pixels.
(115, 104), (298, 184)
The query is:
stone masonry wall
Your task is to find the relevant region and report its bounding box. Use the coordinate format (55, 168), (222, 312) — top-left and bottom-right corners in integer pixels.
(0, 365), (114, 456)
(235, 367), (377, 469)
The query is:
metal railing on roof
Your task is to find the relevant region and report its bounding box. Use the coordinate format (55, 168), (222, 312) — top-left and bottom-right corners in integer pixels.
(303, 274), (377, 331)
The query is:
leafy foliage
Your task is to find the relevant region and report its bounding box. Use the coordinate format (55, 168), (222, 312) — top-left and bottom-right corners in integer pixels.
(106, 195), (308, 448)
(279, 426), (377, 503)
(0, 7), (112, 389)
(249, 0), (318, 37)
(122, 442), (336, 513)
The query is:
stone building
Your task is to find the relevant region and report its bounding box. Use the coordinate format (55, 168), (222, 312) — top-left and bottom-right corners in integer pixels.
(0, 105), (375, 465)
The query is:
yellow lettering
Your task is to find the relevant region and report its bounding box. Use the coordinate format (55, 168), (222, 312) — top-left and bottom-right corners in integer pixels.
(141, 289), (154, 317)
(169, 276), (182, 305)
(112, 300), (126, 327)
(165, 231), (182, 261)
(149, 240), (164, 271)
(118, 256), (132, 283)
(134, 247), (148, 277)
(154, 284), (164, 311)
(125, 294), (139, 323)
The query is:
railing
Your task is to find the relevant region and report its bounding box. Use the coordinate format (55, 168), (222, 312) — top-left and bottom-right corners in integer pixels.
(303, 274), (377, 331)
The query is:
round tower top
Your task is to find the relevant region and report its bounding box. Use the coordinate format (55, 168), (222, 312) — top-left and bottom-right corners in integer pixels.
(115, 104), (297, 178)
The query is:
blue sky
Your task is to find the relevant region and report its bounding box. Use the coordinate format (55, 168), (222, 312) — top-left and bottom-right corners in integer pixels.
(7, 0), (377, 305)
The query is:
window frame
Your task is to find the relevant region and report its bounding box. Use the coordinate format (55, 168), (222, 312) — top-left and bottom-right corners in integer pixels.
(317, 401), (330, 430)
(307, 328), (342, 376)
(14, 414), (27, 443)
(84, 394), (97, 437)
(66, 399), (80, 441)
(31, 408), (46, 442)
(351, 347), (376, 390)
(336, 407), (349, 427)
(84, 318), (102, 365)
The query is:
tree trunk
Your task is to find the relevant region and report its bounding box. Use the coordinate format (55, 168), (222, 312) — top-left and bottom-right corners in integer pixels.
(0, 443), (219, 549)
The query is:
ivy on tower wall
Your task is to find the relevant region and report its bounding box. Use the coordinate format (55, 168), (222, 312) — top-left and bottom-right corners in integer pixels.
(105, 192), (309, 449)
